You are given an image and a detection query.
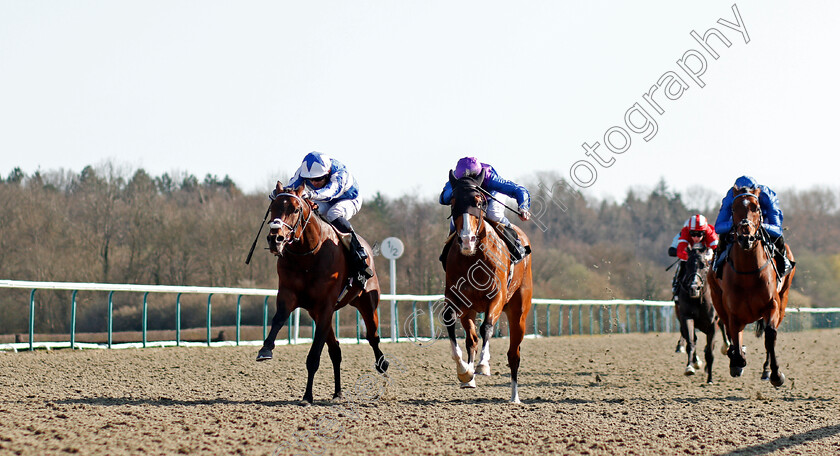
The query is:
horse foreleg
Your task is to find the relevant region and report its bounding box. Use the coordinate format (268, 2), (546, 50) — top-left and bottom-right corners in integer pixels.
(727, 320), (747, 378)
(443, 305), (473, 387)
(718, 320), (731, 355)
(704, 329), (715, 384)
(476, 318), (494, 376)
(763, 324), (785, 387)
(461, 312), (479, 379)
(301, 314), (331, 406)
(325, 327), (342, 400)
(682, 318), (697, 376)
(257, 294), (293, 361)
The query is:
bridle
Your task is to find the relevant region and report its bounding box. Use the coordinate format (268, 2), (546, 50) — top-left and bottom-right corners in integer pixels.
(268, 192), (318, 256)
(451, 183), (487, 240)
(731, 192), (763, 250)
(728, 191), (773, 274)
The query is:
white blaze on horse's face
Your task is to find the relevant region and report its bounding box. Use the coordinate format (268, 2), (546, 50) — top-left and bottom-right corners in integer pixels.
(458, 213), (479, 255)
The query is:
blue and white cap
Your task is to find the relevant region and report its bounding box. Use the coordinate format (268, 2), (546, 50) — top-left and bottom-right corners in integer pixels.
(733, 175), (758, 191)
(299, 152), (332, 179)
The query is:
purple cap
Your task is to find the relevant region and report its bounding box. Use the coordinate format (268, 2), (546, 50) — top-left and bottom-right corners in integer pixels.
(454, 157), (482, 179)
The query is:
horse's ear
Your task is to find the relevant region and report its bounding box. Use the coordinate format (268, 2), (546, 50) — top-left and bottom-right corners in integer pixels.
(275, 181), (283, 193)
(474, 169), (485, 187)
(293, 183), (305, 196)
(449, 170), (457, 185)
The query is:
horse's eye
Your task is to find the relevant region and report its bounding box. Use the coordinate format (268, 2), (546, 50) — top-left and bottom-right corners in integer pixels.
(294, 208), (301, 213)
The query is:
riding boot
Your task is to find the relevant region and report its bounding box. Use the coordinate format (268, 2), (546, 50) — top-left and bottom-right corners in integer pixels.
(498, 223), (529, 263)
(671, 262), (682, 297)
(714, 235), (730, 279)
(772, 234), (792, 278)
(439, 236), (454, 272)
(331, 217), (373, 286)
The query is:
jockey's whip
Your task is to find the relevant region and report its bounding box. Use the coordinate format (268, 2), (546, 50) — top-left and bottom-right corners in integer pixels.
(245, 204), (271, 265)
(665, 258), (680, 271)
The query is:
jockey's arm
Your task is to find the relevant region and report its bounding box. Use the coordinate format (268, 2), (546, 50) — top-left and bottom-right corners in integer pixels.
(484, 174), (531, 217)
(759, 187), (784, 238)
(439, 182), (454, 205)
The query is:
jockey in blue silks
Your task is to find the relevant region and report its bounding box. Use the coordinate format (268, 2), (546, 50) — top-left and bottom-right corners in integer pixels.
(712, 175), (791, 279)
(438, 157), (532, 268)
(271, 151), (373, 283)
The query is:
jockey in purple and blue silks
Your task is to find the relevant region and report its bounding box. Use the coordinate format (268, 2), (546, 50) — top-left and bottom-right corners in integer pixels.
(712, 175), (791, 279)
(438, 157), (532, 268)
(271, 151), (373, 283)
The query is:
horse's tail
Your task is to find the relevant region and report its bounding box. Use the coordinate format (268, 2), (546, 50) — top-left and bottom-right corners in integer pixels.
(754, 319), (765, 338)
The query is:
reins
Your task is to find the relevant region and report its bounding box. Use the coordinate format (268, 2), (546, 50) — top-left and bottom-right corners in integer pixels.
(474, 185), (524, 217)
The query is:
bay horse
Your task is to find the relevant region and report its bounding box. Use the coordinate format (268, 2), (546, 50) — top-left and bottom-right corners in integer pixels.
(676, 245), (721, 383)
(708, 189), (795, 386)
(443, 171), (533, 403)
(257, 182), (388, 405)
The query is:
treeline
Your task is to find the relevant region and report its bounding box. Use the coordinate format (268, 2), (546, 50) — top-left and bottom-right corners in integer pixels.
(1, 164), (838, 335)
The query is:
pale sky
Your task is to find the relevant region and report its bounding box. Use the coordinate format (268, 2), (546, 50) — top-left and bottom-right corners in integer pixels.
(1, 1), (838, 204)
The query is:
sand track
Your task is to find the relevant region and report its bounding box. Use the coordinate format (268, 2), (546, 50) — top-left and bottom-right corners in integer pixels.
(1, 330), (839, 455)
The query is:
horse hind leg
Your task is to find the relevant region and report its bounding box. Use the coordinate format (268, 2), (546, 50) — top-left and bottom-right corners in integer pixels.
(358, 292), (388, 374)
(704, 330), (715, 384)
(476, 319), (494, 376)
(763, 324), (785, 387)
(325, 327), (342, 400)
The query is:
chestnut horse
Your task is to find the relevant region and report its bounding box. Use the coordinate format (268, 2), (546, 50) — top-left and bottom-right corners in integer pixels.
(708, 189), (795, 386)
(676, 245), (721, 383)
(257, 182), (388, 405)
(443, 171), (533, 403)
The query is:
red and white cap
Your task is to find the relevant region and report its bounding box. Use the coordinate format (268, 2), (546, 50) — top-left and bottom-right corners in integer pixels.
(688, 214), (708, 231)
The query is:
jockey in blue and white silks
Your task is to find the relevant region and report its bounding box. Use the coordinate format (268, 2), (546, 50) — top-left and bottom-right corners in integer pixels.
(272, 151), (372, 282)
(712, 175), (791, 278)
(439, 157), (532, 266)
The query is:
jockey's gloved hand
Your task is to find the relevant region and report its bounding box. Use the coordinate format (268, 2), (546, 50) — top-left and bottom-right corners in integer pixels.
(518, 210), (531, 222)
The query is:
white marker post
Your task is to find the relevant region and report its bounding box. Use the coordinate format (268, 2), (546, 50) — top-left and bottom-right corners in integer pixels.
(381, 237), (404, 343)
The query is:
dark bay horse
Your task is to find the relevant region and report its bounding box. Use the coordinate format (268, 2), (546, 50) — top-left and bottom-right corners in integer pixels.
(677, 245), (721, 383)
(708, 189), (795, 387)
(443, 171), (533, 403)
(257, 182), (387, 405)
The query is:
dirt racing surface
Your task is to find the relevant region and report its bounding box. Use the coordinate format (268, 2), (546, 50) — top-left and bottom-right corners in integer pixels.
(1, 329), (839, 456)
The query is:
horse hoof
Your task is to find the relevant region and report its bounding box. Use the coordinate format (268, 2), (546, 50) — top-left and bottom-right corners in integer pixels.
(256, 348), (273, 361)
(684, 365), (696, 376)
(771, 372), (786, 388)
(761, 370), (771, 381)
(332, 393), (343, 401)
(730, 366), (744, 378)
(720, 346), (729, 356)
(676, 345), (686, 354)
(457, 372), (474, 383)
(460, 379), (477, 389)
(691, 359), (703, 371)
(299, 400), (313, 407)
(476, 363), (491, 376)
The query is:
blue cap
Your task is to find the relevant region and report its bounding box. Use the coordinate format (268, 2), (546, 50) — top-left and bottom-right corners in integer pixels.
(733, 175), (757, 191)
